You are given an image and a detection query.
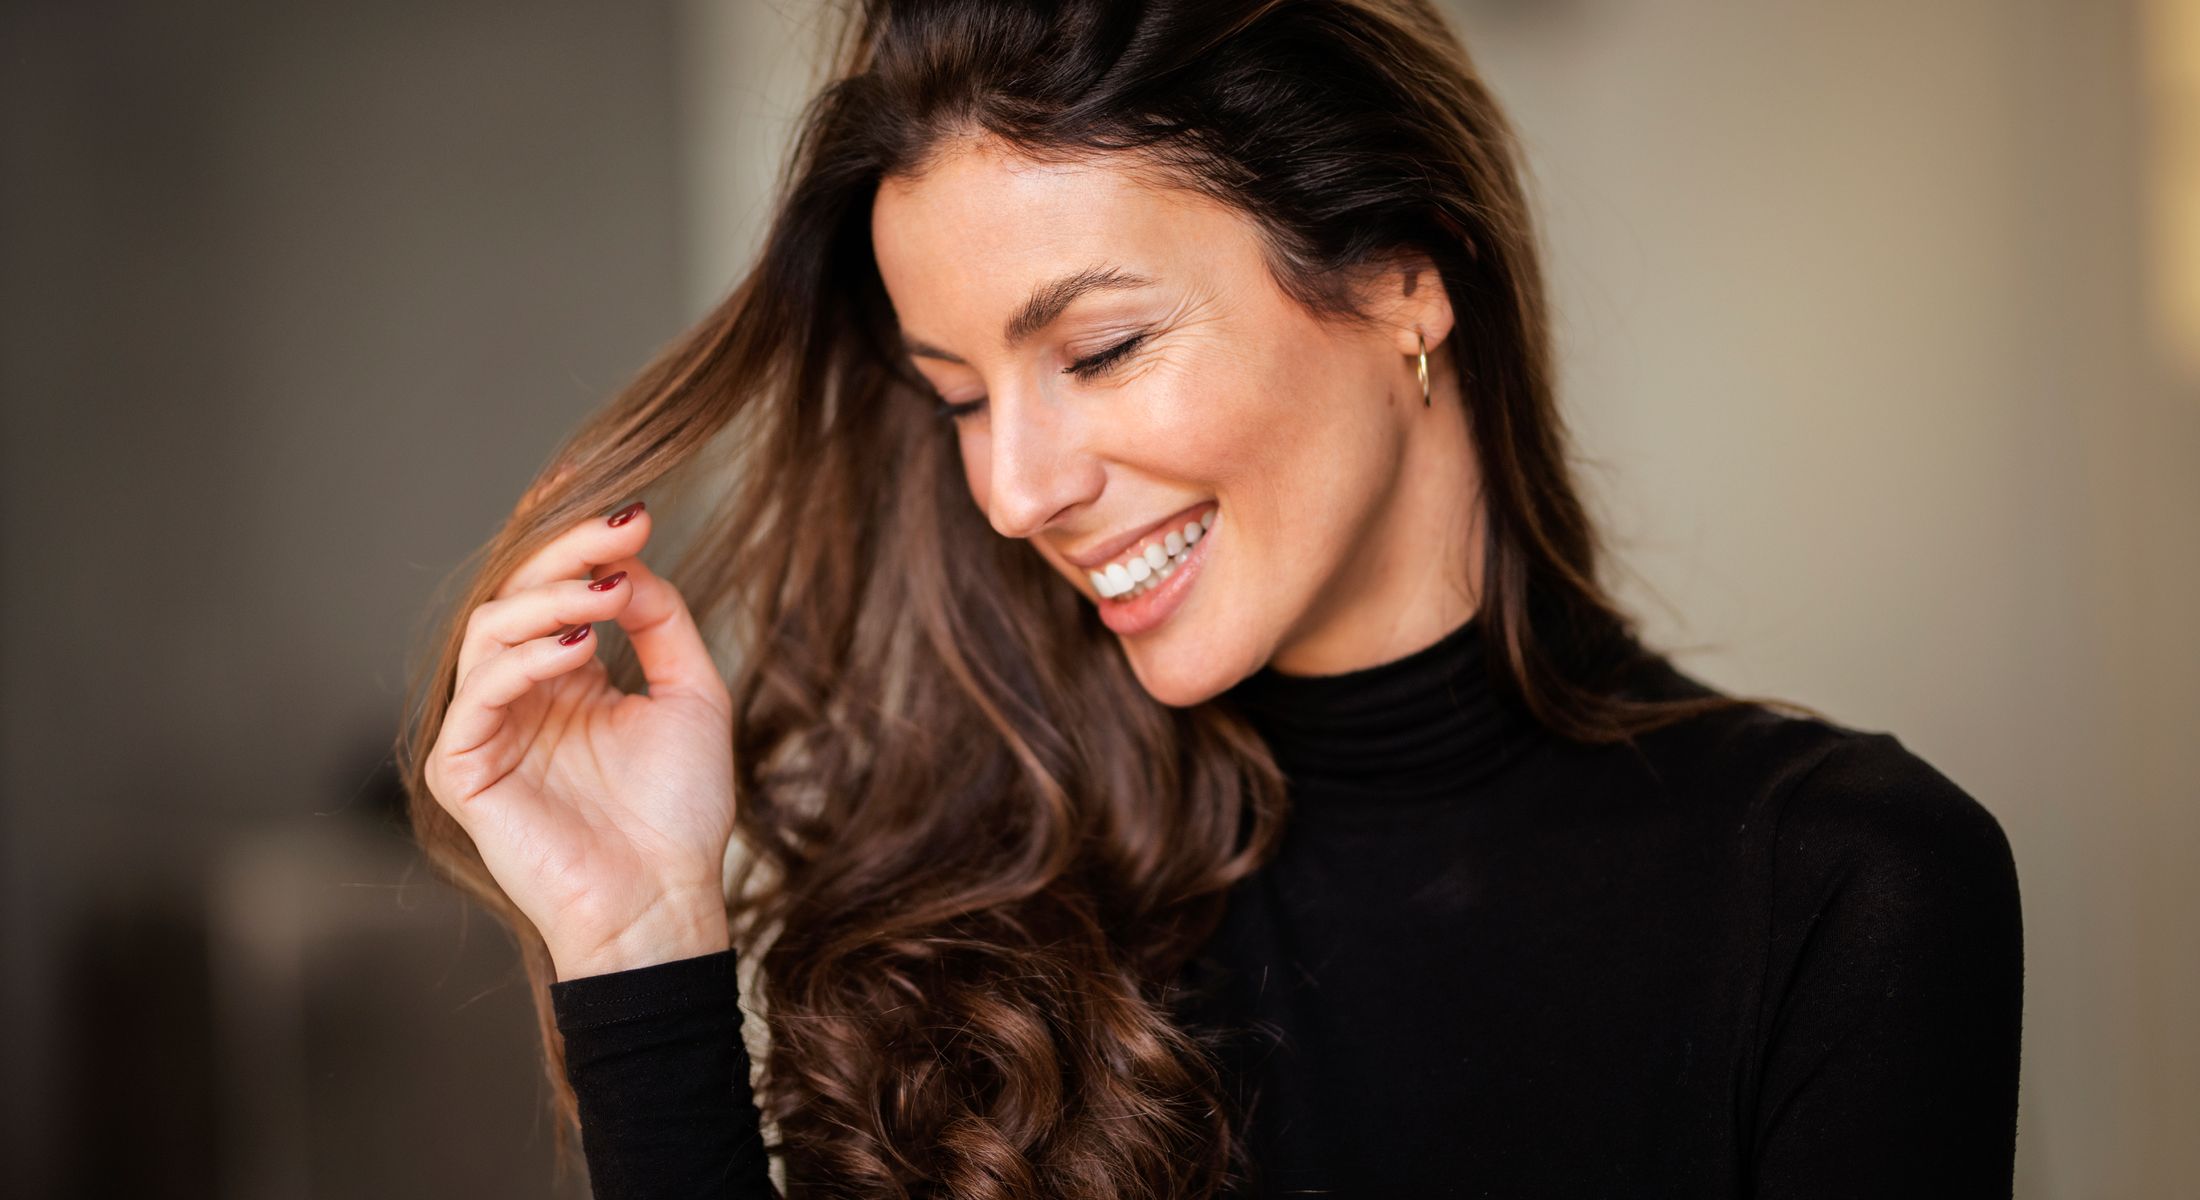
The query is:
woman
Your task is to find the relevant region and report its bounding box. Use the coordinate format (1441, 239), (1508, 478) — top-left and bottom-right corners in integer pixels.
(401, 1), (2025, 1196)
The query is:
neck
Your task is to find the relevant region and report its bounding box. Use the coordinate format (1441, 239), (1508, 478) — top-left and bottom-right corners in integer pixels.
(1221, 609), (1543, 801)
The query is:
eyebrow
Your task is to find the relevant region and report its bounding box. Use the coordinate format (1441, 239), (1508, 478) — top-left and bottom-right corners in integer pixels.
(901, 264), (1158, 365)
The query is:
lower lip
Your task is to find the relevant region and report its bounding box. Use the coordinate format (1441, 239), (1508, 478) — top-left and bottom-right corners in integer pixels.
(1094, 507), (1218, 637)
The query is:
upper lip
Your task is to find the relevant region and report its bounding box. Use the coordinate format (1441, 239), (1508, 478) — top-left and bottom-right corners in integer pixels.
(1061, 501), (1213, 571)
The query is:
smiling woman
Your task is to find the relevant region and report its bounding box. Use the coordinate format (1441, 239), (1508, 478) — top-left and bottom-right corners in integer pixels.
(397, 1), (2023, 1198)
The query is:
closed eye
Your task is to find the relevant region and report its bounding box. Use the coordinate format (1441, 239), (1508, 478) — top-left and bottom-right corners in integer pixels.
(1063, 331), (1150, 381)
(933, 331), (1152, 424)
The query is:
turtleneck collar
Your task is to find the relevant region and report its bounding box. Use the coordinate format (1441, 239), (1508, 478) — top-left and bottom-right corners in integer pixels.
(1219, 611), (1545, 801)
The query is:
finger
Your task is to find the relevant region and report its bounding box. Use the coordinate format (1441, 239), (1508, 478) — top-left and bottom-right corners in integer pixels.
(593, 552), (728, 707)
(495, 499), (653, 600)
(458, 570), (633, 685)
(439, 623), (602, 761)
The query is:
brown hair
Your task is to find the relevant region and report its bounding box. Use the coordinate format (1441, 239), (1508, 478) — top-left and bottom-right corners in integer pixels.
(397, 1), (1813, 1195)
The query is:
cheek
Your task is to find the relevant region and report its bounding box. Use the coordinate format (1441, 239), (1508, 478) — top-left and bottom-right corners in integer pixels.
(1143, 339), (1373, 519)
(1131, 349), (1304, 483)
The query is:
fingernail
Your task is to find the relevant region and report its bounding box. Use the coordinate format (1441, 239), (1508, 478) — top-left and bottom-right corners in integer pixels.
(607, 501), (645, 527)
(556, 624), (592, 646)
(588, 571), (627, 592)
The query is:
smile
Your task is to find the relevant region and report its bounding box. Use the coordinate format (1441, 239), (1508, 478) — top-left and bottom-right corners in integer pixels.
(1089, 506), (1217, 600)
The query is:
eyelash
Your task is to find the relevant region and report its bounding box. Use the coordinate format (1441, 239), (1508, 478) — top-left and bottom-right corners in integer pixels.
(934, 332), (1150, 422)
(1064, 331), (1150, 380)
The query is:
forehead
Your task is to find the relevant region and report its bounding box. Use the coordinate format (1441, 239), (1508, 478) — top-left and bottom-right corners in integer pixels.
(870, 139), (1242, 322)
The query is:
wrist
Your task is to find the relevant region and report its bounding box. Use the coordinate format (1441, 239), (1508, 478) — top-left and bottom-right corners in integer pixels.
(550, 893), (731, 982)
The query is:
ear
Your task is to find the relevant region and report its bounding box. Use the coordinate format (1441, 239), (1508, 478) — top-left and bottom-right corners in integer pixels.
(1367, 250), (1455, 359)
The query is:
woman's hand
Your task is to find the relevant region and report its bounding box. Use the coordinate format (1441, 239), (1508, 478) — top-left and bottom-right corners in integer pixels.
(424, 499), (739, 982)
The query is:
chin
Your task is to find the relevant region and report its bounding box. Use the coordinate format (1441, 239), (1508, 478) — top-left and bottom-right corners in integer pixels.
(1114, 620), (1253, 708)
(1122, 651), (1225, 708)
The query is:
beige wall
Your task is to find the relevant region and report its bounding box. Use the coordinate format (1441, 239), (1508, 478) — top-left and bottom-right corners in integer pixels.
(681, 2), (2198, 1195)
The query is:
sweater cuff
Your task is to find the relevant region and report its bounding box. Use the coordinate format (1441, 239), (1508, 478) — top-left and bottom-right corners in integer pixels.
(550, 947), (743, 1034)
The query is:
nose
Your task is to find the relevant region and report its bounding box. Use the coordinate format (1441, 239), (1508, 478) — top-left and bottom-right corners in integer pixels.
(983, 387), (1102, 540)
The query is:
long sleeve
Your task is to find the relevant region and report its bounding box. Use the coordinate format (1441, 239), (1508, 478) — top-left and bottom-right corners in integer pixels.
(549, 947), (778, 1200)
(1746, 732), (2026, 1198)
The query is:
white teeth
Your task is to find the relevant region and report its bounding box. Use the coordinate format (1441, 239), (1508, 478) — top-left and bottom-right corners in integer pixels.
(1095, 505), (1218, 602)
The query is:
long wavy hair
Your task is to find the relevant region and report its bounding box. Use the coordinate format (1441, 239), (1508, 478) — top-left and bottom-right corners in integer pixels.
(397, 1), (1805, 1195)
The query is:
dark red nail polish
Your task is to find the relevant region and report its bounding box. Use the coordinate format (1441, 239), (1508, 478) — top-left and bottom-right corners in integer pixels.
(588, 571), (627, 592)
(556, 623), (592, 646)
(607, 501), (645, 527)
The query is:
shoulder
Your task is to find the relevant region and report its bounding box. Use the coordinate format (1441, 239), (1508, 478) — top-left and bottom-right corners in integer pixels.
(1640, 656), (2021, 953)
(1615, 656), (2022, 922)
(1601, 679), (2036, 1188)
(1769, 728), (2022, 952)
(1777, 728), (2012, 874)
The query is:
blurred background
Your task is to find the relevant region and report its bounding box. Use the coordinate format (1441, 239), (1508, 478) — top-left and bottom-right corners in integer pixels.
(2, 0), (2193, 1195)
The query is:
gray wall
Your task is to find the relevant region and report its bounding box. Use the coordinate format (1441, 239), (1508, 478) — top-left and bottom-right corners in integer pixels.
(2, 2), (690, 1195)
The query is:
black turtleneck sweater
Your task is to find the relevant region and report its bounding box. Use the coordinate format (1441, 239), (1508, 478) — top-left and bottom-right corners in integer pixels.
(546, 614), (2025, 1198)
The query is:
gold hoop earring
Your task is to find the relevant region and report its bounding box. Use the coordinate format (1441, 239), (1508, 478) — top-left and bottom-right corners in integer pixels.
(1416, 330), (1431, 407)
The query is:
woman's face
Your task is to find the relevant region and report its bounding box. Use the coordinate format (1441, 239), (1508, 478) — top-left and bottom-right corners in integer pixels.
(871, 135), (1479, 706)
